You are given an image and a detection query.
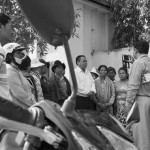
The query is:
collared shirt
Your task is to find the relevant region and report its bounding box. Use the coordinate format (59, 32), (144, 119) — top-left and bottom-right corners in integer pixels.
(75, 66), (96, 96)
(30, 71), (44, 102)
(126, 54), (150, 105)
(55, 75), (68, 99)
(0, 44), (11, 100)
(7, 65), (36, 108)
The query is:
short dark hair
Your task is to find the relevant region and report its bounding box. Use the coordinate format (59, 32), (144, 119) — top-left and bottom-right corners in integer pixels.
(0, 13), (11, 26)
(107, 67), (116, 74)
(76, 55), (85, 65)
(98, 65), (108, 72)
(134, 40), (149, 54)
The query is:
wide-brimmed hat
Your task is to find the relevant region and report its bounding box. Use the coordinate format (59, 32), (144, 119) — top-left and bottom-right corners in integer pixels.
(3, 42), (26, 56)
(39, 59), (50, 68)
(90, 67), (99, 76)
(31, 58), (45, 68)
(52, 60), (66, 72)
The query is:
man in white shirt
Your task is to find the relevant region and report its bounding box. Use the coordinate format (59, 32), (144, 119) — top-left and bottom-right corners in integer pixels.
(74, 55), (96, 110)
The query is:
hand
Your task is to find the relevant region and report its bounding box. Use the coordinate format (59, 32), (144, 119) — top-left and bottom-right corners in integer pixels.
(23, 107), (48, 150)
(87, 91), (94, 96)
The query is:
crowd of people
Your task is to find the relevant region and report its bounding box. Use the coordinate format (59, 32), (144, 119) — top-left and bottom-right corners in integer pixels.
(74, 41), (150, 150)
(0, 12), (150, 150)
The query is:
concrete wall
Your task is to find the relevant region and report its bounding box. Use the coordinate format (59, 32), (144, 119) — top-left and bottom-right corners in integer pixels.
(40, 0), (115, 79)
(92, 47), (134, 80)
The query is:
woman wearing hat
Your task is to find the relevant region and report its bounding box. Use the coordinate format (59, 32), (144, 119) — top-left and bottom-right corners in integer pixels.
(49, 60), (71, 105)
(90, 67), (99, 80)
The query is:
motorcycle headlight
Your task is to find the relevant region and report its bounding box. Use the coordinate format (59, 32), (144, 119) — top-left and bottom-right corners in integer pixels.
(97, 126), (138, 150)
(71, 130), (99, 150)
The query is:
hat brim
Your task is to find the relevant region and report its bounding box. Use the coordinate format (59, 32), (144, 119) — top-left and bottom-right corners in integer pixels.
(31, 62), (45, 68)
(52, 64), (66, 72)
(13, 47), (26, 52)
(90, 71), (99, 76)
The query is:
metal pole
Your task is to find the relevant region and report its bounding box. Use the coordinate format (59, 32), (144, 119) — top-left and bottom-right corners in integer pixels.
(61, 35), (77, 115)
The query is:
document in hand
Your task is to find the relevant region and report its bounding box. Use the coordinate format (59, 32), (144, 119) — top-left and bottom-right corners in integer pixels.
(142, 73), (150, 83)
(126, 102), (140, 124)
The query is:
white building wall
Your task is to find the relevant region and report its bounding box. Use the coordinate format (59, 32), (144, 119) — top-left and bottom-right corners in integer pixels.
(42, 1), (117, 79)
(92, 47), (134, 80)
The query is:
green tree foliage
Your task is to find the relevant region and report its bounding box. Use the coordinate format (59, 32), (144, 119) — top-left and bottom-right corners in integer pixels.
(0, 0), (47, 55)
(110, 0), (150, 49)
(0, 0), (81, 55)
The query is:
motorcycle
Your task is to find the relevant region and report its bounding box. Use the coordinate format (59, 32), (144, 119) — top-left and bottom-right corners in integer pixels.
(0, 99), (137, 150)
(0, 0), (138, 149)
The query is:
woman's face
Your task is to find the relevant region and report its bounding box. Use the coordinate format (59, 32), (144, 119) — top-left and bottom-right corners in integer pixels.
(118, 69), (127, 80)
(99, 67), (107, 77)
(107, 71), (116, 81)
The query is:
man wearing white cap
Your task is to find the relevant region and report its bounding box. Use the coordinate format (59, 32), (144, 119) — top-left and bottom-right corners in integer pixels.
(30, 58), (45, 102)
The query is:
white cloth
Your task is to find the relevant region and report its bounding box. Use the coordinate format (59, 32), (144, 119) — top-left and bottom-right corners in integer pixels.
(74, 66), (96, 96)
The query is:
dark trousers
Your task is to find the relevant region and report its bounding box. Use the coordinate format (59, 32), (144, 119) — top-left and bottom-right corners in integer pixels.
(75, 95), (95, 110)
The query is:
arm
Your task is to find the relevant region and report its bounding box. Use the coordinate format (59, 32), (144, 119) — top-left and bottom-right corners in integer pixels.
(0, 47), (5, 67)
(125, 60), (143, 106)
(109, 81), (115, 105)
(8, 69), (33, 107)
(0, 96), (34, 124)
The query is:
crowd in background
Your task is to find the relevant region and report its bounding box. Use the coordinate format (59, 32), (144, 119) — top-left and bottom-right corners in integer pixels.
(0, 12), (150, 150)
(74, 40), (150, 150)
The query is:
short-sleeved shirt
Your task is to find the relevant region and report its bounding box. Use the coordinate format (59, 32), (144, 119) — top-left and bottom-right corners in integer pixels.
(74, 66), (96, 97)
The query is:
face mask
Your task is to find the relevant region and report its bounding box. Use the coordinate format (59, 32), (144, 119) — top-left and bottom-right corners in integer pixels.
(14, 52), (27, 65)
(18, 55), (31, 71)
